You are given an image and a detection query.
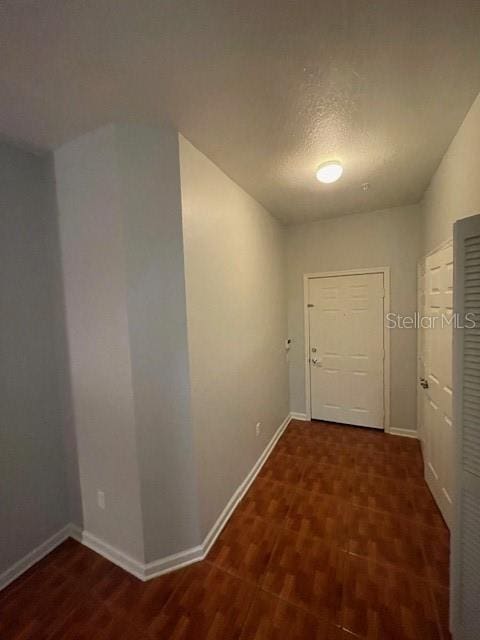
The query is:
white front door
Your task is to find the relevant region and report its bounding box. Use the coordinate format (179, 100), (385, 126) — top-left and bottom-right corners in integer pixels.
(422, 242), (454, 527)
(308, 273), (385, 428)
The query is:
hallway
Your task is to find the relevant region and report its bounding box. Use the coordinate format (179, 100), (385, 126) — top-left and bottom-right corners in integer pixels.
(0, 421), (450, 639)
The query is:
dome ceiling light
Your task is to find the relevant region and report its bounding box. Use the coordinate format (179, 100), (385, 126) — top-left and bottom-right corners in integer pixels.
(316, 161), (343, 184)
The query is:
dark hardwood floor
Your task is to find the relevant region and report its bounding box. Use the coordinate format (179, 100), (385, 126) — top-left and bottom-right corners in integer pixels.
(0, 420), (450, 639)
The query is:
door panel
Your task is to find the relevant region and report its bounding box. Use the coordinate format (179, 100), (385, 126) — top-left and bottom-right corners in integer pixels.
(422, 243), (454, 527)
(308, 273), (384, 429)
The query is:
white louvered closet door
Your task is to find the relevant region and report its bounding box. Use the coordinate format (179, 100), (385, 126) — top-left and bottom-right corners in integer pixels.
(452, 214), (480, 640)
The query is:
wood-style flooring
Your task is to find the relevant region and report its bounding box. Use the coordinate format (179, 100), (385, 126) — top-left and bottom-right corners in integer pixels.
(0, 420), (450, 639)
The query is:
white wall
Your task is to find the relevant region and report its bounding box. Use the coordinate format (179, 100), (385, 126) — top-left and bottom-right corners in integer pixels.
(287, 204), (421, 432)
(422, 92), (480, 253)
(55, 126), (145, 561)
(179, 136), (289, 538)
(56, 123), (202, 565)
(0, 142), (72, 574)
(55, 124), (289, 565)
(115, 125), (200, 562)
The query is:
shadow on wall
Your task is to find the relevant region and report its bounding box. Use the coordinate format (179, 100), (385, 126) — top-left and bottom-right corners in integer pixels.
(47, 153), (83, 530)
(0, 143), (82, 575)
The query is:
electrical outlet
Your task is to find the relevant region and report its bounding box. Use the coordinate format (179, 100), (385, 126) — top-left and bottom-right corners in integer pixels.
(256, 422), (261, 437)
(97, 490), (106, 510)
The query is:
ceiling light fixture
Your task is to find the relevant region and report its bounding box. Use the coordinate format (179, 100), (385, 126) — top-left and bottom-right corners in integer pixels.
(316, 161), (343, 184)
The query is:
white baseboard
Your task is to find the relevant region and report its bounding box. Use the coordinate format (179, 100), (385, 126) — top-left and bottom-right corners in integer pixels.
(145, 412), (292, 579)
(1, 413), (293, 589)
(200, 412), (291, 555)
(390, 427), (418, 439)
(75, 529), (146, 581)
(143, 544), (203, 580)
(0, 525), (72, 591)
(289, 412), (307, 421)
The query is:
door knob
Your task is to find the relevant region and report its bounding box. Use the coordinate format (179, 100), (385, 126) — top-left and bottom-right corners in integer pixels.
(419, 378), (429, 389)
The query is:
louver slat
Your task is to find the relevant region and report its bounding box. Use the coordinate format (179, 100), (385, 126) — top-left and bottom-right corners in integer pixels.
(463, 234), (480, 479)
(457, 228), (480, 639)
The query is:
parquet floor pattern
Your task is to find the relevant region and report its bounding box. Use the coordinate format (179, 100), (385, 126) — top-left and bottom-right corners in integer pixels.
(0, 421), (450, 639)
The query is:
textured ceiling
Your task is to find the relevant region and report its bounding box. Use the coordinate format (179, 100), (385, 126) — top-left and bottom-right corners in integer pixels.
(1, 1), (480, 223)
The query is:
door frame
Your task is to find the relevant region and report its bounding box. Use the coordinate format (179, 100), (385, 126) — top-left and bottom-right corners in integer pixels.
(303, 267), (391, 431)
(416, 258), (426, 443)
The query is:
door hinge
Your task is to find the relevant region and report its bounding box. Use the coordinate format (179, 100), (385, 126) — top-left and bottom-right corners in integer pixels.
(307, 303), (314, 308)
